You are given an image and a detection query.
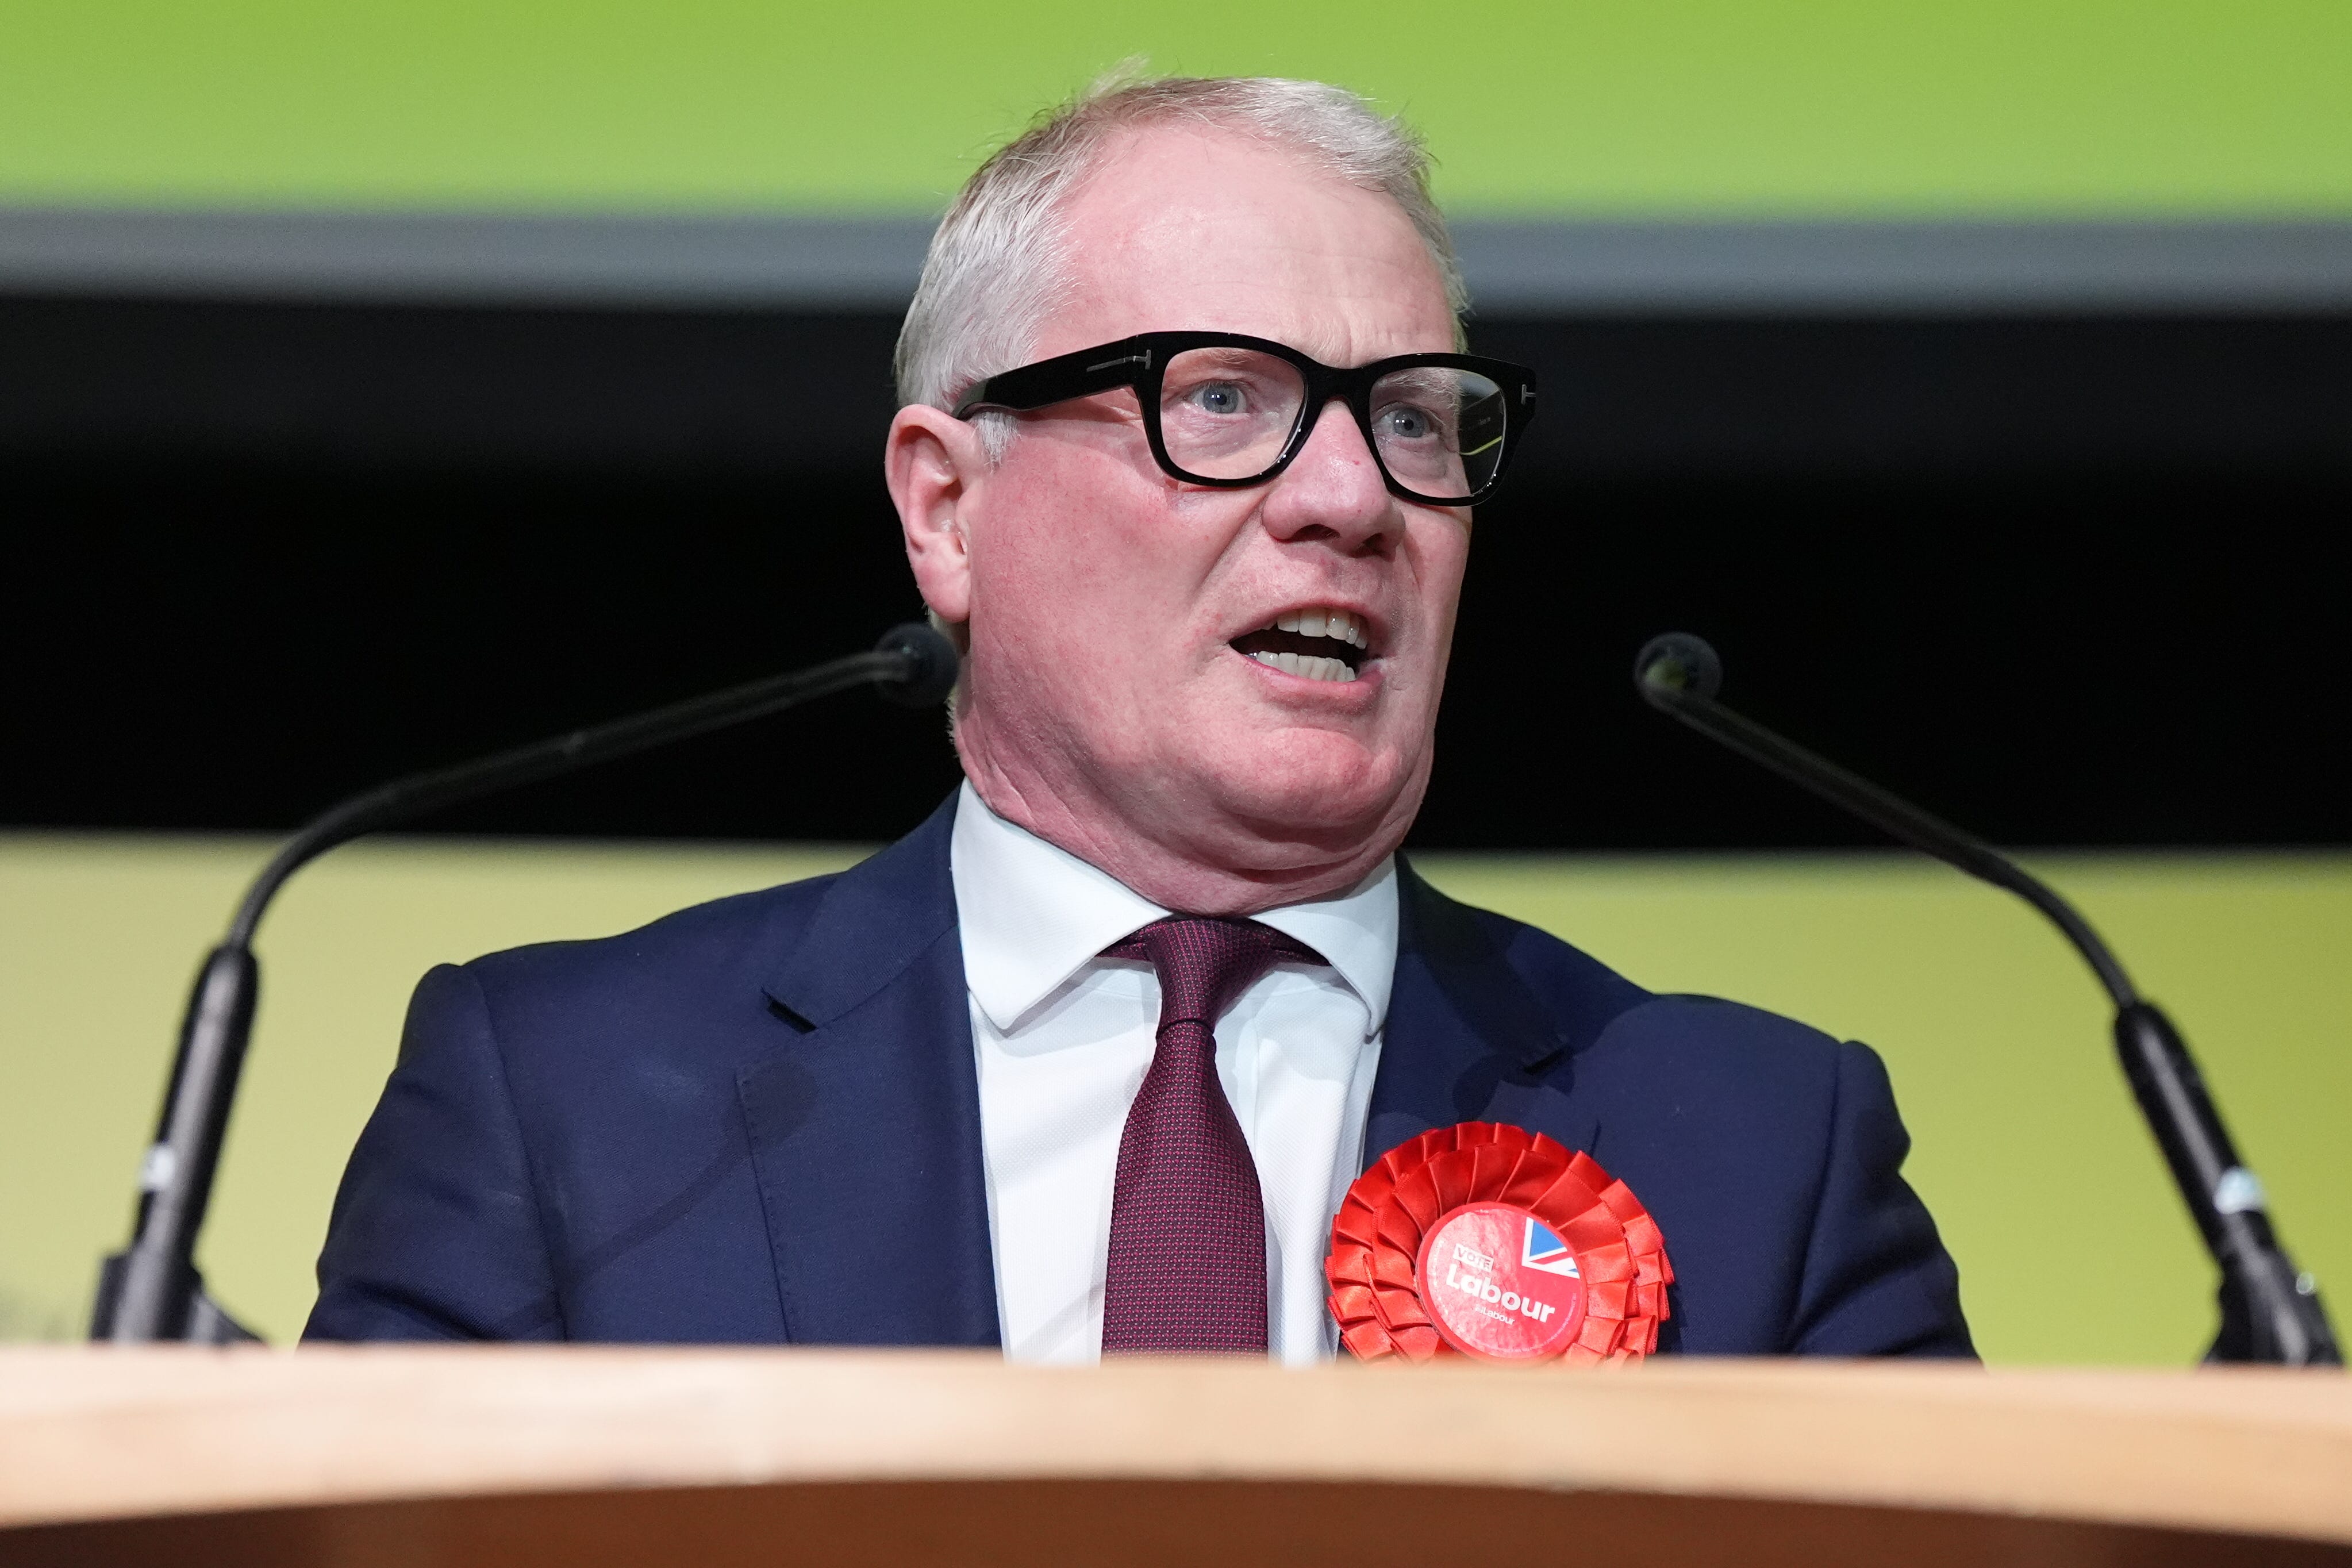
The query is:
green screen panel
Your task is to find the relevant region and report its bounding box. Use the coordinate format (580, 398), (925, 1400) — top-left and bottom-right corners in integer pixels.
(5, 835), (2347, 1361)
(4, 0), (2349, 215)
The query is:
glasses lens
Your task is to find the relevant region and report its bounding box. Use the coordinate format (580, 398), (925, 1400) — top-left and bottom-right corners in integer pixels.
(1159, 347), (1307, 480)
(1367, 366), (1508, 501)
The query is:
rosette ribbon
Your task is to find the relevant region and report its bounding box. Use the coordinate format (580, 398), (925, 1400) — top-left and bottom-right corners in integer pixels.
(1325, 1122), (1673, 1365)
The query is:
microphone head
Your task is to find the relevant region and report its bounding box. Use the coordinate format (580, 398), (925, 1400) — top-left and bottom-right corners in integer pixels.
(874, 621), (962, 706)
(1634, 632), (1723, 706)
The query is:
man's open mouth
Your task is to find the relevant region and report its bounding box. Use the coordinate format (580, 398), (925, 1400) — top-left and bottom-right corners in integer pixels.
(1230, 608), (1374, 683)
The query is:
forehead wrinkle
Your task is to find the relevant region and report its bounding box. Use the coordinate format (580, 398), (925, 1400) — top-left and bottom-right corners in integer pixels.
(1192, 242), (1442, 366)
(1042, 130), (1452, 364)
(1059, 239), (1448, 367)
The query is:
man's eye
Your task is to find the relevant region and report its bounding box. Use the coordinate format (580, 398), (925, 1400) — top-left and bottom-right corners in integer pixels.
(1185, 381), (1249, 415)
(1378, 405), (1439, 441)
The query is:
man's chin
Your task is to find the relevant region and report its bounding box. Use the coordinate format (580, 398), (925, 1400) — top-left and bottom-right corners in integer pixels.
(1181, 752), (1425, 861)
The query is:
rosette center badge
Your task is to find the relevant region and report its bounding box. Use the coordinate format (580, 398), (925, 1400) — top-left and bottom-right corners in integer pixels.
(1419, 1204), (1587, 1359)
(1325, 1123), (1673, 1365)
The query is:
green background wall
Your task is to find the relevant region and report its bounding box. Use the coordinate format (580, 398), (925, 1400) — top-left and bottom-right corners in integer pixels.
(5, 837), (2347, 1361)
(5, 1), (2349, 215)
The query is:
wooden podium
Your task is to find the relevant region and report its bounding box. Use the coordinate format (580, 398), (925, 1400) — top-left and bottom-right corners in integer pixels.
(2, 1348), (2346, 1566)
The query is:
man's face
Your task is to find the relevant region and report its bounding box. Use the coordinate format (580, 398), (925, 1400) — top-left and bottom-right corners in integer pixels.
(895, 125), (1469, 910)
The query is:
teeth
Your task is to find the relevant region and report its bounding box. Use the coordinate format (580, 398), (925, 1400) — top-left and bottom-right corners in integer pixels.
(1247, 650), (1355, 683)
(1259, 608), (1371, 651)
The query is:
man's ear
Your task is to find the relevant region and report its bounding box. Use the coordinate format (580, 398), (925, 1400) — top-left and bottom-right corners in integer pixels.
(885, 405), (986, 625)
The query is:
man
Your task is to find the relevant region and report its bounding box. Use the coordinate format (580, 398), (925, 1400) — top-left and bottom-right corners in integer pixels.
(309, 76), (1970, 1360)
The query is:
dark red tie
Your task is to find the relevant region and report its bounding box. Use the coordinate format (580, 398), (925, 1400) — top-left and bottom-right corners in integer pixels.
(1099, 916), (1323, 1355)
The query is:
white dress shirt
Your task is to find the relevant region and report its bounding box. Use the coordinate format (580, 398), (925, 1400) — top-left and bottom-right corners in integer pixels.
(950, 782), (1395, 1366)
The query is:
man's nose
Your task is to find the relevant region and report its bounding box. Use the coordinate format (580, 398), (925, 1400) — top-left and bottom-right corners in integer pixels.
(1258, 398), (1401, 554)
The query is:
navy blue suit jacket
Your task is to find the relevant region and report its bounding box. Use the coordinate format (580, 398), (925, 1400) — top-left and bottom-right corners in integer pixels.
(308, 796), (1971, 1355)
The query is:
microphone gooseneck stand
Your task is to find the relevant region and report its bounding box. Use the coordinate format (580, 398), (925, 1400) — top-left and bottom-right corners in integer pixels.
(91, 624), (960, 1344)
(1632, 632), (2339, 1366)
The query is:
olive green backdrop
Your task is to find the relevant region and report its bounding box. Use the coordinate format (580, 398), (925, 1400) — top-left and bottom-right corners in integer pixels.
(4, 837), (2347, 1361)
(5, 1), (2348, 214)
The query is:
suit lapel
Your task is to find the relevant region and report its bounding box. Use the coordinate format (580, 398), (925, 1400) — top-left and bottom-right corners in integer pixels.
(731, 825), (1634, 1344)
(1367, 858), (1600, 1167)
(736, 794), (1001, 1347)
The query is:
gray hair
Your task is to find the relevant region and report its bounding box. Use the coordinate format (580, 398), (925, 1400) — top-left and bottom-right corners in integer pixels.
(893, 72), (1469, 444)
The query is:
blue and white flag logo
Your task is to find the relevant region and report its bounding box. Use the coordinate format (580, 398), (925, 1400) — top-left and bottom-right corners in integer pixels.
(1521, 1217), (1581, 1278)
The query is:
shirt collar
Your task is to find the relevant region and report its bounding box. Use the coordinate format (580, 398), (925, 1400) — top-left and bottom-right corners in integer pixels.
(949, 781), (1398, 1038)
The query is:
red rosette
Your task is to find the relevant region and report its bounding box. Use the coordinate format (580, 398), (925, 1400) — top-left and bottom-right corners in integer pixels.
(1324, 1122), (1673, 1366)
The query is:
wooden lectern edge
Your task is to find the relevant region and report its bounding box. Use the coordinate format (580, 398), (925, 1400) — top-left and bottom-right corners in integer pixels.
(1, 1347), (2346, 1546)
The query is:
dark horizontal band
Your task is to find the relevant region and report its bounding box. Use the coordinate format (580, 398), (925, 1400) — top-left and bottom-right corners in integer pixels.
(5, 207), (2351, 314)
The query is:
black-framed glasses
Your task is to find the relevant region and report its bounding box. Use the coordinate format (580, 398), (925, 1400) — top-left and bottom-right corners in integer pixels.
(951, 330), (1538, 506)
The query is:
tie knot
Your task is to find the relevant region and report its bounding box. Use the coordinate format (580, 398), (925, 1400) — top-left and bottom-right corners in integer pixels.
(1104, 916), (1324, 1029)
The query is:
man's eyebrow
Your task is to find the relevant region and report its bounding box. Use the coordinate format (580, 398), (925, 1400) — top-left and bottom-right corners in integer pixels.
(1164, 346), (1274, 369)
(1377, 367), (1458, 398)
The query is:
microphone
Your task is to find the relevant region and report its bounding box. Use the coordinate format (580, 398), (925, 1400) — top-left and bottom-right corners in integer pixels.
(91, 623), (960, 1344)
(1634, 632), (2339, 1366)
